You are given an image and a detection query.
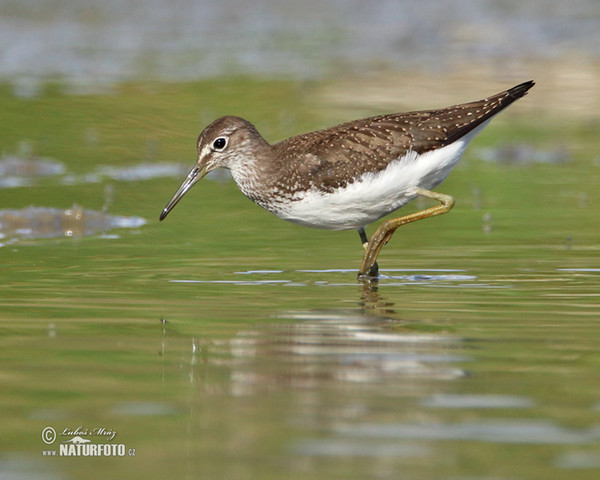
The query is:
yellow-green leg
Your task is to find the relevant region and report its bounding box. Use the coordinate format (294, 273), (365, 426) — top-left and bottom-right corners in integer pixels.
(357, 227), (379, 277)
(358, 188), (456, 277)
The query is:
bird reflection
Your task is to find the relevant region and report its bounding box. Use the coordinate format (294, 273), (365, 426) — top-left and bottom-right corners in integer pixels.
(160, 298), (466, 399)
(357, 278), (397, 316)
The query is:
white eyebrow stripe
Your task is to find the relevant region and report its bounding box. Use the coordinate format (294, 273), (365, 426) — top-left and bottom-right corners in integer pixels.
(200, 144), (212, 158)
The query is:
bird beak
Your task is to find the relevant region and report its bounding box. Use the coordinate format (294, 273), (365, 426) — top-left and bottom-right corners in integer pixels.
(159, 164), (208, 221)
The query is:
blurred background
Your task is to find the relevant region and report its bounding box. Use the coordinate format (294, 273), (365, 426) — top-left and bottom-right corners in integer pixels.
(1, 0), (599, 114)
(2, 2), (600, 480)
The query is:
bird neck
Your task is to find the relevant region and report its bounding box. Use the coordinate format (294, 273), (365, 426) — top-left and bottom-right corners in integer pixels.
(228, 139), (275, 200)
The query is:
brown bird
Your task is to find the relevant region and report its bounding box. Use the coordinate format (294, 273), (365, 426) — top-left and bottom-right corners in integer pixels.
(160, 81), (534, 276)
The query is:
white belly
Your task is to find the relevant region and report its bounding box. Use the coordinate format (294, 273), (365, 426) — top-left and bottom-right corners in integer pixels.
(276, 127), (483, 230)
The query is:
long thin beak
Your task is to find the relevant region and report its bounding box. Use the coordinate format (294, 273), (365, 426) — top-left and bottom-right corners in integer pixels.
(159, 165), (207, 221)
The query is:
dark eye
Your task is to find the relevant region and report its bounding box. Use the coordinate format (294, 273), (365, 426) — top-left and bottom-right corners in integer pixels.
(213, 137), (227, 150)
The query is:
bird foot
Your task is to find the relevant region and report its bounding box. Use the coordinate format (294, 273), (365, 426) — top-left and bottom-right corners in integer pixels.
(357, 261), (379, 279)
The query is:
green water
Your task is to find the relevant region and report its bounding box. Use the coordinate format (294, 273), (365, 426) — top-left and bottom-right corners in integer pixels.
(1, 79), (599, 479)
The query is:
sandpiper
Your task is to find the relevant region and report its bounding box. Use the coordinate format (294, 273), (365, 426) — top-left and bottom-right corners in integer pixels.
(160, 81), (534, 276)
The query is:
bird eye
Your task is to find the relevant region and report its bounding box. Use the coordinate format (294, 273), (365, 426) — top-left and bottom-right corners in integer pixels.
(212, 137), (227, 151)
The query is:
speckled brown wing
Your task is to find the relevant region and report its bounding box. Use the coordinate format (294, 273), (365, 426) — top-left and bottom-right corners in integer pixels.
(275, 81), (534, 193)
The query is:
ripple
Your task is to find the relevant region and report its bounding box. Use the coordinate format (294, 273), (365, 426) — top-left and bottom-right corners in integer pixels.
(420, 394), (535, 409)
(96, 162), (188, 182)
(336, 420), (598, 445)
(557, 268), (600, 272)
(171, 268), (496, 289)
(296, 268), (357, 274)
(556, 451), (600, 469)
(169, 279), (291, 285)
(110, 401), (178, 416)
(292, 438), (430, 458)
(234, 269), (285, 275)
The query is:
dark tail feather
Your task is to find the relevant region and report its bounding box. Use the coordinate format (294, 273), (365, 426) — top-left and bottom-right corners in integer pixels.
(445, 80), (535, 144)
(506, 80), (535, 100)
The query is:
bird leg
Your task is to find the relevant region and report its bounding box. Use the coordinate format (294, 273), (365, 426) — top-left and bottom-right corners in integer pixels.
(357, 227), (379, 277)
(358, 188), (455, 277)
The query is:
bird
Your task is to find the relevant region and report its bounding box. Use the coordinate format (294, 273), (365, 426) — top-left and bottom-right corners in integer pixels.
(160, 80), (534, 277)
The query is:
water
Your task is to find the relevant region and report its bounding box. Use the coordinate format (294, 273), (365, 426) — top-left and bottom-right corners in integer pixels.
(2, 0), (599, 90)
(0, 206), (145, 245)
(1, 79), (599, 478)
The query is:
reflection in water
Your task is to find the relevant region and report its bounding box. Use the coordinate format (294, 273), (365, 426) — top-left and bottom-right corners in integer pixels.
(0, 155), (225, 189)
(359, 281), (396, 316)
(228, 308), (467, 396)
(96, 162), (189, 182)
(0, 206), (146, 245)
(0, 152), (65, 188)
(556, 451), (600, 470)
(292, 438), (431, 458)
(110, 402), (178, 416)
(158, 274), (597, 472)
(166, 292), (470, 471)
(478, 143), (571, 166)
(420, 393), (535, 409)
(335, 420), (599, 445)
(179, 302), (596, 466)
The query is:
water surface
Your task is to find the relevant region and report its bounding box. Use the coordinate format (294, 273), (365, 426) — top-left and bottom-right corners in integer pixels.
(1, 79), (599, 479)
